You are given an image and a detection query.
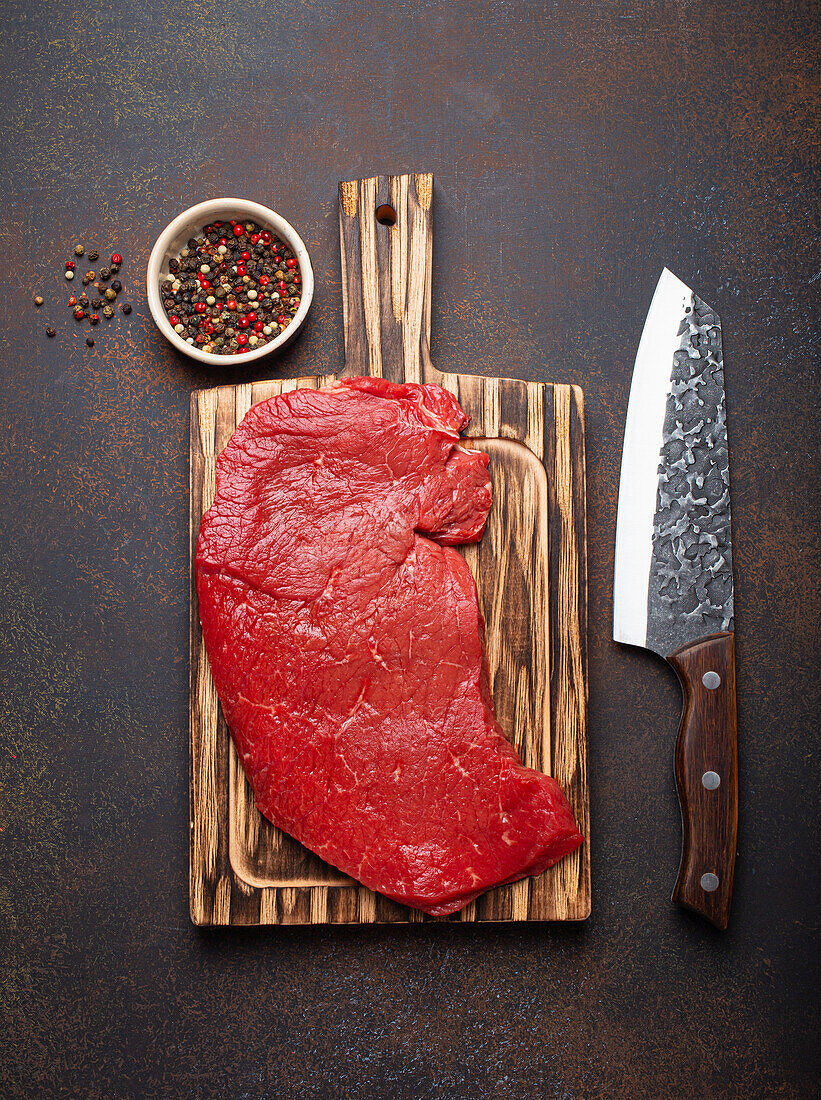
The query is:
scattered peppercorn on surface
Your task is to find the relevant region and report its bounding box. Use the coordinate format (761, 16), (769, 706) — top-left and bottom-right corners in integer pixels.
(160, 220), (302, 355)
(38, 245), (131, 341)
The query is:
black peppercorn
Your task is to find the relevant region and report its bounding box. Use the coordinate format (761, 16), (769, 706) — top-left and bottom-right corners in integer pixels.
(99, 267), (111, 281)
(102, 305), (114, 319)
(89, 314), (100, 325)
(46, 326), (56, 337)
(92, 298), (102, 309)
(121, 303), (132, 314)
(86, 337), (95, 347)
(88, 250), (99, 262)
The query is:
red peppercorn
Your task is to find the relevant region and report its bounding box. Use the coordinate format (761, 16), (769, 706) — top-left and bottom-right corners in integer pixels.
(286, 258), (298, 269)
(66, 260), (76, 270)
(261, 231), (271, 243)
(214, 302), (223, 311)
(68, 295), (78, 306)
(293, 275), (301, 285)
(219, 238), (228, 246)
(259, 275), (270, 287)
(203, 321), (214, 335)
(245, 311), (257, 322)
(111, 253), (123, 265)
(199, 280), (211, 290)
(237, 316), (250, 329)
(226, 300), (237, 311)
(250, 234), (260, 245)
(277, 281), (288, 295)
(195, 302), (206, 313)
(233, 224), (244, 236)
(168, 314), (180, 326)
(273, 255), (282, 264)
(236, 265), (247, 278)
(74, 307), (85, 320)
(253, 321), (264, 333)
(240, 251), (250, 261)
(194, 334), (205, 344)
(277, 314), (289, 325)
(236, 332), (248, 346)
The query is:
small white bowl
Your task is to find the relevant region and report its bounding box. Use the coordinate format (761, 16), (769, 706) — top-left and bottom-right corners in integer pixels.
(146, 198), (314, 366)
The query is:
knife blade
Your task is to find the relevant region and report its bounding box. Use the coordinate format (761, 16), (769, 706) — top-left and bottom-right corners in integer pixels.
(614, 267), (738, 929)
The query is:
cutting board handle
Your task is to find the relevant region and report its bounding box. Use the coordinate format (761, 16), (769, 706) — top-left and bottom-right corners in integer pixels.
(338, 172), (435, 383)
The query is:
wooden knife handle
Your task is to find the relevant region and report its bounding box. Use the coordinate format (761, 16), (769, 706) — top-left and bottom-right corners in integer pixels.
(666, 632), (738, 929)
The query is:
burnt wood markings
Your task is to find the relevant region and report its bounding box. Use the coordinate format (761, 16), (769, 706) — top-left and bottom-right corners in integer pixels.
(190, 174), (590, 924)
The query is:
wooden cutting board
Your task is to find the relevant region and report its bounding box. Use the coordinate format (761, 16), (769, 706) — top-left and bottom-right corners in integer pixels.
(189, 172), (590, 925)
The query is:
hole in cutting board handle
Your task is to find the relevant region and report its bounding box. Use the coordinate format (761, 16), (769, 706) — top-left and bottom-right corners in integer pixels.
(375, 204), (397, 226)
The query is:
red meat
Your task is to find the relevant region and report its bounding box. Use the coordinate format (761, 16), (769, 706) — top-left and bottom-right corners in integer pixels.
(196, 377), (583, 915)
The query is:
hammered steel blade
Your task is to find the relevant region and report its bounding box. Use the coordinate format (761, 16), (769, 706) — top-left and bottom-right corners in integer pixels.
(614, 268), (734, 657)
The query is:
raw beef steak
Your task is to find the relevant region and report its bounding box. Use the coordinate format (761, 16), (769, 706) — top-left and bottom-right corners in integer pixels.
(196, 377), (583, 915)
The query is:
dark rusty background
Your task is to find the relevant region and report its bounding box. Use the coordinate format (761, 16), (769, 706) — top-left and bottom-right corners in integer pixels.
(1, 0), (819, 1097)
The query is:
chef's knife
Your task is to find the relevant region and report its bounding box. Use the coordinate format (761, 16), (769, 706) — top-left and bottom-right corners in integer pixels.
(614, 268), (738, 929)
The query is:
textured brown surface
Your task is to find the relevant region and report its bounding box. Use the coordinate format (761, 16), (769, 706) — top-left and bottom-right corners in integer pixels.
(0, 0), (819, 1096)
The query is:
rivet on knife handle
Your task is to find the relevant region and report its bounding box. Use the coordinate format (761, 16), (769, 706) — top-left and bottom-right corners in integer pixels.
(667, 632), (738, 929)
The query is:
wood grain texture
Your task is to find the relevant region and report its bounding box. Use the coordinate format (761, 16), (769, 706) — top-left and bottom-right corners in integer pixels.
(190, 173), (589, 924)
(668, 631), (739, 929)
